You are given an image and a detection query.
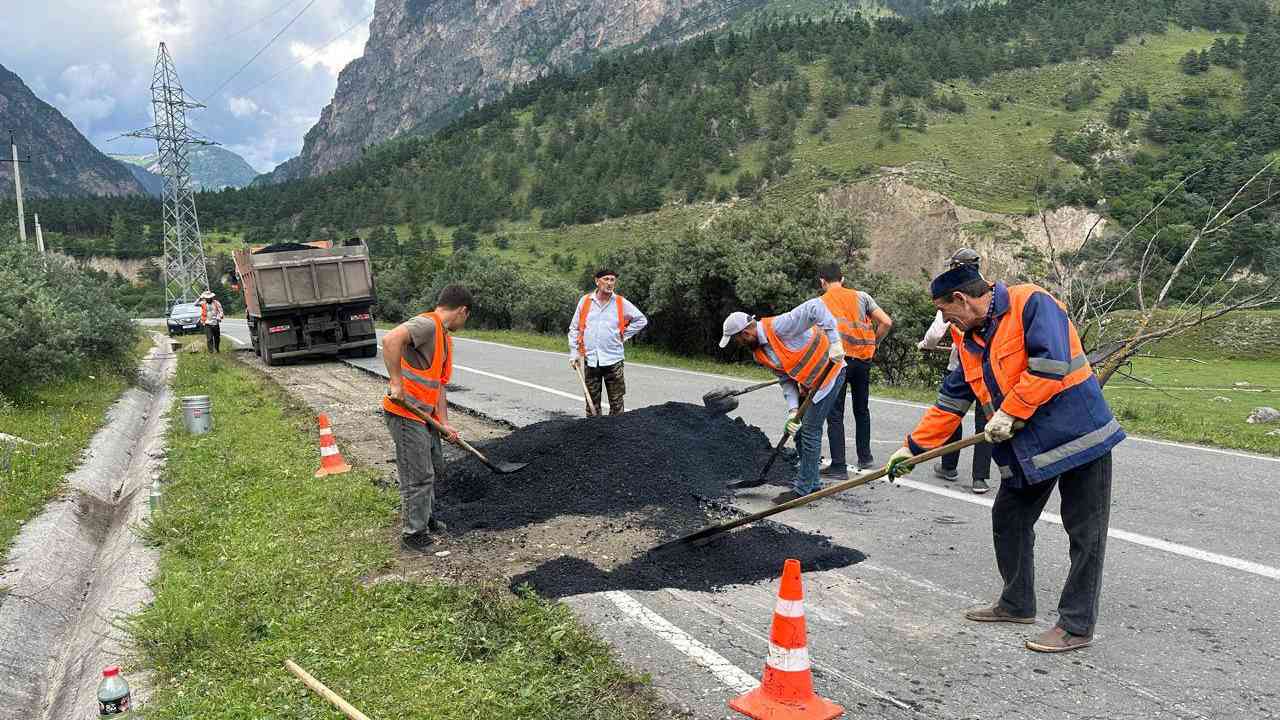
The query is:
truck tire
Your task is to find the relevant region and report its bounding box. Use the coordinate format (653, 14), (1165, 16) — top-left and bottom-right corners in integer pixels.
(258, 323), (280, 366)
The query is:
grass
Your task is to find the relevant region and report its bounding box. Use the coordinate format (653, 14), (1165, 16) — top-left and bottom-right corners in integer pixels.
(794, 27), (1244, 213)
(0, 335), (146, 556)
(131, 351), (672, 719)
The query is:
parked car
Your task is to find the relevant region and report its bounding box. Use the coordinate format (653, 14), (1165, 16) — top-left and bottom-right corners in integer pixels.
(167, 302), (202, 335)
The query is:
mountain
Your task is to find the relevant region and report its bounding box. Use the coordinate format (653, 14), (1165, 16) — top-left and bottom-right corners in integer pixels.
(0, 63), (146, 198)
(111, 146), (257, 191)
(113, 159), (165, 197)
(261, 0), (861, 184)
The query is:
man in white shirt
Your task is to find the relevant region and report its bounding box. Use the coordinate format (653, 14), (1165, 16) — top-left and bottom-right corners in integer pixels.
(568, 269), (648, 415)
(198, 290), (224, 354)
(721, 298), (846, 501)
(917, 249), (992, 493)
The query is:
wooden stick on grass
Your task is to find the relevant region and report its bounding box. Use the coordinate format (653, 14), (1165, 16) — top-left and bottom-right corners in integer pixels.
(284, 658), (372, 720)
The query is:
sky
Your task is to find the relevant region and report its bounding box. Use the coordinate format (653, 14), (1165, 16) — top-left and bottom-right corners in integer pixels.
(2, 0), (376, 173)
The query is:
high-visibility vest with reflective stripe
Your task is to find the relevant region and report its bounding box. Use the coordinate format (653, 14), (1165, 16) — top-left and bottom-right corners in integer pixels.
(576, 293), (629, 356)
(752, 316), (839, 392)
(382, 311), (453, 425)
(908, 283), (1123, 484)
(820, 285), (877, 360)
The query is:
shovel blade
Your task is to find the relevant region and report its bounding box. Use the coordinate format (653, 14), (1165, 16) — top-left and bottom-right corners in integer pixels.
(489, 461), (528, 474)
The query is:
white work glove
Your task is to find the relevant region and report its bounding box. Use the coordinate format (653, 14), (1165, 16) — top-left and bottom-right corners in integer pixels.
(886, 446), (914, 481)
(985, 409), (1018, 443)
(828, 342), (845, 363)
(784, 410), (802, 435)
(569, 355), (582, 370)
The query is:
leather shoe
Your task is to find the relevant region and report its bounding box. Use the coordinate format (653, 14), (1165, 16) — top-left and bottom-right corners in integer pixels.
(964, 604), (1035, 624)
(400, 533), (435, 554)
(1026, 626), (1093, 653)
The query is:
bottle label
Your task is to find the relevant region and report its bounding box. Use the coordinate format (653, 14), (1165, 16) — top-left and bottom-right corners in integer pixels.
(100, 693), (131, 715)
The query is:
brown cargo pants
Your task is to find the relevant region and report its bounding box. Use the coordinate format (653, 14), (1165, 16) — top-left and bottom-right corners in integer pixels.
(584, 361), (626, 415)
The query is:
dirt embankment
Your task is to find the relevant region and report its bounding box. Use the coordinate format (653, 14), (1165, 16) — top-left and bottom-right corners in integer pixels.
(236, 352), (863, 597)
(826, 175), (1106, 282)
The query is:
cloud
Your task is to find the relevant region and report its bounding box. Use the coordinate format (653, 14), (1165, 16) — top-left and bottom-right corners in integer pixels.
(227, 96), (261, 118)
(2, 0), (375, 173)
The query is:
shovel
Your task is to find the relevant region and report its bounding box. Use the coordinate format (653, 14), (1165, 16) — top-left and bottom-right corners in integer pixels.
(650, 430), (994, 553)
(702, 378), (781, 415)
(726, 361), (838, 490)
(387, 397), (528, 475)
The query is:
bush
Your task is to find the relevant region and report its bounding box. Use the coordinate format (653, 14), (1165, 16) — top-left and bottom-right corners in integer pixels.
(0, 233), (138, 398)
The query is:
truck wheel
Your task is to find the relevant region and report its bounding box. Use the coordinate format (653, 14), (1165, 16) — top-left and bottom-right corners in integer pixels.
(258, 324), (279, 366)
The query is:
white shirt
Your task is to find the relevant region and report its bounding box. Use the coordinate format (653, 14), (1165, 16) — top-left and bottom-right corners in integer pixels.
(759, 298), (843, 409)
(919, 310), (959, 371)
(567, 292), (648, 367)
(200, 299), (224, 327)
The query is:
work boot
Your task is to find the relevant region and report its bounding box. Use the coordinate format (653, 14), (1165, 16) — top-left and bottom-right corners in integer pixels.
(972, 478), (990, 494)
(772, 489), (803, 504)
(400, 533), (435, 554)
(428, 518), (448, 534)
(964, 604), (1035, 624)
(820, 464), (849, 480)
(1026, 626), (1092, 653)
(934, 465), (959, 482)
(855, 458), (877, 471)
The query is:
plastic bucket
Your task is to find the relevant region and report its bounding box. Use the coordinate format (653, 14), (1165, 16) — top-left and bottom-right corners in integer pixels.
(181, 395), (213, 435)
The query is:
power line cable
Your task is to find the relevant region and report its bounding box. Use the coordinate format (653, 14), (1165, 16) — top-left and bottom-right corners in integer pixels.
(237, 9), (375, 96)
(224, 0), (310, 42)
(202, 0), (319, 103)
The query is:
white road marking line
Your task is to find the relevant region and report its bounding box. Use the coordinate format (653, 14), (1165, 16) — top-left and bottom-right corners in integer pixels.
(225, 334), (245, 346)
(891, 477), (1280, 581)
(601, 591), (759, 694)
(452, 364), (584, 403)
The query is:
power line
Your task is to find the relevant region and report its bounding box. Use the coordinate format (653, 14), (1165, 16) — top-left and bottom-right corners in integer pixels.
(238, 9), (375, 96)
(202, 0), (319, 103)
(225, 0), (310, 42)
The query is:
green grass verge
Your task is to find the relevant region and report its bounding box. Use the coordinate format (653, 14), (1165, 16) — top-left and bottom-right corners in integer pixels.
(0, 336), (145, 556)
(131, 351), (671, 719)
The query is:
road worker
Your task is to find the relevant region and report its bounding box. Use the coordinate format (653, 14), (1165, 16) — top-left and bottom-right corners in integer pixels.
(816, 263), (893, 478)
(720, 299), (846, 502)
(198, 290), (224, 353)
(887, 264), (1124, 653)
(382, 285), (472, 554)
(568, 268), (648, 415)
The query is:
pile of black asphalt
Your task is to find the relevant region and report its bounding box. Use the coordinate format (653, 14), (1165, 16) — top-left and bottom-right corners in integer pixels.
(436, 402), (865, 598)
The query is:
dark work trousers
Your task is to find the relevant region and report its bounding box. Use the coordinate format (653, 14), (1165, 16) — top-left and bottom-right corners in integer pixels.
(825, 358), (873, 468)
(993, 452), (1112, 636)
(584, 361), (626, 415)
(205, 324), (221, 353)
(941, 404), (991, 479)
(385, 411), (444, 537)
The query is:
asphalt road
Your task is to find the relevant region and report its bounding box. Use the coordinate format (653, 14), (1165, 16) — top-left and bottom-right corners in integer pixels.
(216, 319), (1280, 719)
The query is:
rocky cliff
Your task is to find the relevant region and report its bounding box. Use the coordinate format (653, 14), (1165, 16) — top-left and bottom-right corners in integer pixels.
(0, 63), (146, 198)
(263, 0), (772, 183)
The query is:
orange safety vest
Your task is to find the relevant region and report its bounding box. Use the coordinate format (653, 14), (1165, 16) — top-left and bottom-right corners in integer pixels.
(820, 285), (877, 360)
(576, 293), (629, 356)
(752, 316), (839, 392)
(382, 311), (453, 425)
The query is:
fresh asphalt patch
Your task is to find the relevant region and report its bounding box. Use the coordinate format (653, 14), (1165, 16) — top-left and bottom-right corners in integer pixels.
(434, 402), (864, 595)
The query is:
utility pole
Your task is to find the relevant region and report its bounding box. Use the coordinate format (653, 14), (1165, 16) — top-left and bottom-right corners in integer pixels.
(125, 43), (215, 308)
(2, 132), (31, 245)
(33, 212), (45, 255)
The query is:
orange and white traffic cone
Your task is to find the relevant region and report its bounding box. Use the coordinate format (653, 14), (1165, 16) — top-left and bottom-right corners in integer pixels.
(729, 558), (843, 720)
(314, 413), (351, 477)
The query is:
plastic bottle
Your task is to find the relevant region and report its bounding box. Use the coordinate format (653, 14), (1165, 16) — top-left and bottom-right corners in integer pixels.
(97, 666), (132, 717)
(149, 479), (161, 513)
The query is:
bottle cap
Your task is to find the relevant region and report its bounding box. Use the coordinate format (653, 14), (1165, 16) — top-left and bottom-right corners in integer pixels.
(102, 666), (120, 677)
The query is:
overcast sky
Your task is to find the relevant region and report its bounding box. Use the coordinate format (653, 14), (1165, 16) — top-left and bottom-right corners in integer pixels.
(3, 0), (375, 173)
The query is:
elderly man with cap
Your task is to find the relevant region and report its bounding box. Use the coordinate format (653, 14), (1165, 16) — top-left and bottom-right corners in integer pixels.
(568, 268), (648, 416)
(886, 264), (1124, 654)
(198, 290), (224, 354)
(721, 298), (846, 502)
(918, 248), (993, 493)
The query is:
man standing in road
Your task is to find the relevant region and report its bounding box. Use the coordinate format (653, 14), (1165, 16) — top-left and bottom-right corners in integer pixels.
(382, 285), (472, 554)
(720, 299), (846, 502)
(816, 263), (893, 479)
(917, 249), (993, 494)
(568, 269), (648, 416)
(886, 265), (1124, 653)
(198, 290), (224, 354)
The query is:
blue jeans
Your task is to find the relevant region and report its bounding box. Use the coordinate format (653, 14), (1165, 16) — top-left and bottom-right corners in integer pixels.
(794, 367), (847, 494)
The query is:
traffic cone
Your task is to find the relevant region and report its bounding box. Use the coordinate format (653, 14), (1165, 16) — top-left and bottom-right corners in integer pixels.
(729, 559), (843, 720)
(314, 414), (352, 477)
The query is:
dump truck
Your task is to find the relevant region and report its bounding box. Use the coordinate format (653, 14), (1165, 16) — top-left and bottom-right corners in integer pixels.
(232, 239), (378, 365)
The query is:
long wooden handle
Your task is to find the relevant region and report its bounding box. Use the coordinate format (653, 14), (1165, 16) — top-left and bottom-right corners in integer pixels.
(573, 363), (597, 415)
(285, 659), (372, 720)
(750, 362), (838, 483)
(681, 432), (992, 546)
(731, 378), (782, 397)
(386, 397), (491, 467)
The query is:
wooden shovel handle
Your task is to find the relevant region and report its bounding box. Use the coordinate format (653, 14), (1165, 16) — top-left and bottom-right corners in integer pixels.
(386, 396), (489, 465)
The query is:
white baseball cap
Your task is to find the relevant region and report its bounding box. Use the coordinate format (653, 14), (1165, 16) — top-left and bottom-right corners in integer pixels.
(719, 312), (754, 348)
